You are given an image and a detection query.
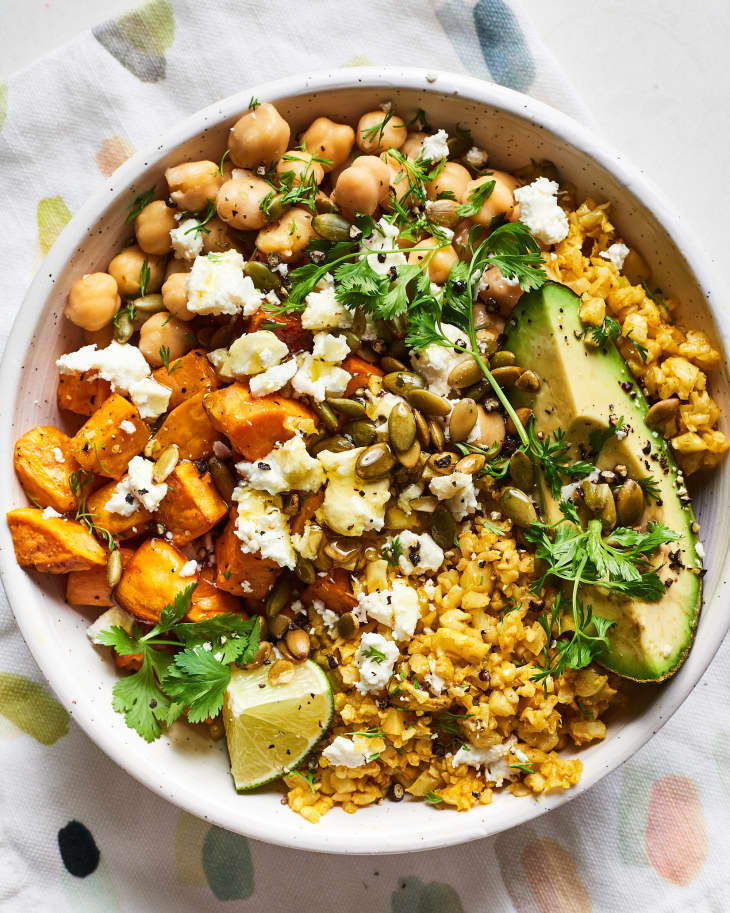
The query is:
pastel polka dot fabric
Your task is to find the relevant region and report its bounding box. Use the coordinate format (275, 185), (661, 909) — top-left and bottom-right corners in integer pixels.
(0, 2), (728, 910)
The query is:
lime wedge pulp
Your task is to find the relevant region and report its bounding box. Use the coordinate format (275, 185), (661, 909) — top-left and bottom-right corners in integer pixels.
(222, 659), (333, 791)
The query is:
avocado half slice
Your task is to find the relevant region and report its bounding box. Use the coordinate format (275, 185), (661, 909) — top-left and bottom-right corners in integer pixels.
(504, 281), (703, 681)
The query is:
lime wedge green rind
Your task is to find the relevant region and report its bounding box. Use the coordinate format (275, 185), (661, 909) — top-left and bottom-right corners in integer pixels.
(223, 660), (333, 792)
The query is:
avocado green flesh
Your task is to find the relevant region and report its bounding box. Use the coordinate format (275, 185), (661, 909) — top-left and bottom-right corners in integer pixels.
(505, 281), (702, 681)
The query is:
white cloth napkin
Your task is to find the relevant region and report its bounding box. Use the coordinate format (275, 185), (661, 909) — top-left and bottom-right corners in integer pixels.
(0, 2), (727, 911)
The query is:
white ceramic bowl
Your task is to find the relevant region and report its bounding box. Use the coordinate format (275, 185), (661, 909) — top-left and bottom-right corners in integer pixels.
(1, 68), (729, 855)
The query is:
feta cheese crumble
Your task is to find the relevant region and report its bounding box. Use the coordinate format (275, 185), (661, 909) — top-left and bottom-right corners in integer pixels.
(87, 606), (135, 645)
(312, 331), (350, 363)
(355, 632), (399, 693)
(249, 358), (298, 397)
(169, 218), (204, 261)
(513, 177), (569, 245)
(322, 735), (370, 768)
(222, 330), (289, 376)
(291, 352), (350, 400)
(425, 658), (445, 694)
(179, 559), (198, 577)
(236, 435), (324, 495)
(312, 598), (339, 634)
(392, 530), (444, 576)
(187, 250), (262, 316)
(464, 145), (488, 169)
(318, 447), (390, 537)
(42, 506), (63, 519)
(356, 579), (420, 641)
(599, 242), (630, 271)
(420, 129), (449, 161)
(232, 486), (296, 569)
(410, 323), (469, 396)
(429, 471), (479, 519)
(451, 739), (518, 786)
(119, 420), (136, 435)
(105, 456), (168, 515)
(51, 447), (65, 463)
(360, 218), (407, 276)
(301, 276), (353, 330)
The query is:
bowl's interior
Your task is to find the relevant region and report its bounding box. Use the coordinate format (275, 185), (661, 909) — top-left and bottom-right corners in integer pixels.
(2, 71), (729, 854)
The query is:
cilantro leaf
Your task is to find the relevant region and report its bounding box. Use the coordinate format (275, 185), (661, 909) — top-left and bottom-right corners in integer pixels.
(482, 221), (546, 292)
(588, 417), (623, 457)
(162, 646), (232, 723)
(382, 537), (403, 567)
(111, 650), (181, 743)
(590, 316), (620, 349)
(144, 583), (197, 639)
(456, 179), (495, 217)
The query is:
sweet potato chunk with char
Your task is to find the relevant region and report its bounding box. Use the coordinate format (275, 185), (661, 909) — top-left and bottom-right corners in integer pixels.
(115, 538), (193, 623)
(7, 508), (107, 573)
(14, 426), (80, 513)
(187, 567), (245, 621)
(66, 547), (134, 606)
(149, 391), (223, 461)
(215, 516), (280, 600)
(204, 382), (316, 460)
(57, 371), (112, 416)
(155, 460), (228, 545)
(342, 355), (383, 396)
(72, 394), (148, 479)
(86, 481), (152, 539)
(302, 568), (357, 613)
(152, 348), (220, 410)
(247, 310), (312, 354)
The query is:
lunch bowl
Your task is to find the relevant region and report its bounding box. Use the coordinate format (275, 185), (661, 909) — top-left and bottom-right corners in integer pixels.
(1, 67), (728, 854)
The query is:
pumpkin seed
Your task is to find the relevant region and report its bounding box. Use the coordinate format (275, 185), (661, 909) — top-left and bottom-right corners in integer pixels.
(344, 333), (378, 362)
(582, 481), (609, 513)
(106, 548), (123, 588)
(426, 198), (460, 228)
(456, 453), (485, 475)
(491, 350), (516, 368)
(244, 260), (280, 291)
(207, 456), (235, 502)
(430, 505), (456, 549)
(311, 434), (355, 455)
(600, 488), (617, 532)
(195, 326), (216, 348)
(616, 479), (644, 526)
(645, 397), (680, 429)
(323, 538), (361, 567)
(144, 437), (161, 459)
(449, 398), (478, 442)
(243, 641), (273, 669)
(315, 191), (337, 214)
(312, 400), (339, 434)
(428, 419), (445, 451)
(515, 369), (541, 392)
(294, 556), (316, 585)
(351, 308), (366, 337)
(506, 407), (533, 436)
(152, 443), (179, 483)
(268, 659), (295, 686)
(406, 388), (451, 417)
(471, 406), (506, 449)
(509, 450), (534, 490)
(475, 327), (500, 355)
(447, 357), (482, 389)
(113, 312), (134, 344)
(427, 451), (458, 475)
(265, 576), (292, 618)
(491, 365), (523, 387)
(380, 355), (407, 373)
(133, 293), (165, 317)
(463, 378), (491, 402)
(312, 212), (352, 241)
(388, 401), (417, 453)
(263, 192), (287, 222)
(500, 487), (537, 527)
(342, 420), (377, 447)
(410, 495), (438, 512)
(336, 612), (360, 639)
(285, 628), (311, 661)
(355, 442), (396, 480)
(396, 440), (421, 468)
(210, 322), (237, 350)
(327, 397), (367, 419)
(383, 371), (425, 396)
(413, 409), (430, 448)
(268, 613), (291, 639)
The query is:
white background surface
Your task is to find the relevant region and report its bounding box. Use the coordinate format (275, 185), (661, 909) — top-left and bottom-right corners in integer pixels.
(0, 0), (728, 278)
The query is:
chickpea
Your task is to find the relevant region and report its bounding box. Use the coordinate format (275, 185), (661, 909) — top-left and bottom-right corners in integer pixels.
(334, 165), (380, 217)
(401, 131), (426, 160)
(478, 265), (523, 316)
(351, 155), (391, 204)
(84, 325), (115, 347)
(161, 272), (193, 322)
(138, 311), (193, 367)
(408, 237), (459, 285)
(228, 102), (290, 169)
(165, 160), (223, 211)
(466, 171), (519, 226)
(452, 219), (488, 261)
(65, 272), (120, 332)
(276, 150), (324, 186)
(385, 163), (410, 209)
(256, 207), (313, 262)
(216, 171), (271, 230)
(427, 162), (471, 203)
(357, 110), (406, 154)
(165, 258), (190, 279)
(301, 117), (355, 171)
(201, 215), (236, 254)
(134, 200), (177, 255)
(108, 246), (165, 297)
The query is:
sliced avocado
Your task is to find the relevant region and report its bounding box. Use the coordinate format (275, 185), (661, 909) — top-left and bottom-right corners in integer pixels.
(504, 281), (702, 681)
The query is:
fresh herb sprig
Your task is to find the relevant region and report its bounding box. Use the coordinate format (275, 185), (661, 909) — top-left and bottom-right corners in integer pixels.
(126, 186), (156, 223)
(382, 537), (403, 567)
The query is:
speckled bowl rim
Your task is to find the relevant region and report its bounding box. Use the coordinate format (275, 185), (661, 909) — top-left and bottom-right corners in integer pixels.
(1, 67), (729, 855)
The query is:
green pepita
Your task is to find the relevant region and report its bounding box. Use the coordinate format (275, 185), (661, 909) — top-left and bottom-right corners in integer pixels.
(616, 479), (644, 527)
(311, 434), (355, 455)
(312, 212), (352, 242)
(265, 577), (292, 618)
(113, 312), (134, 344)
(244, 260), (281, 291)
(312, 400), (339, 434)
(491, 350), (517, 368)
(336, 612), (360, 640)
(326, 397), (367, 419)
(207, 456), (235, 502)
(500, 487), (538, 528)
(508, 450), (534, 491)
(406, 388), (451, 417)
(342, 420), (377, 447)
(430, 505), (456, 549)
(355, 442), (396, 480)
(106, 548), (123, 588)
(382, 371), (425, 396)
(388, 401), (417, 453)
(447, 357), (482, 390)
(449, 398), (478, 442)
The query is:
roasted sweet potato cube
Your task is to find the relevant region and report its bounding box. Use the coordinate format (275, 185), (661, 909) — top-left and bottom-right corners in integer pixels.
(248, 310), (312, 354)
(187, 567), (244, 621)
(215, 516), (280, 600)
(65, 547), (134, 606)
(152, 348), (220, 410)
(115, 538), (193, 623)
(204, 382), (316, 460)
(302, 568), (357, 613)
(155, 460), (228, 545)
(86, 481), (152, 539)
(57, 370), (112, 416)
(7, 508), (107, 573)
(149, 391), (222, 461)
(14, 426), (80, 513)
(71, 394), (148, 479)
(342, 355), (383, 396)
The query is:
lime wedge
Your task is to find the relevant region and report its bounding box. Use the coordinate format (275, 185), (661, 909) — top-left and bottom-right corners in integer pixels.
(222, 660), (333, 791)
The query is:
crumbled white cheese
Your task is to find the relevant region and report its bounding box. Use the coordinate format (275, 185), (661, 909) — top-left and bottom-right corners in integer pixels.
(365, 390), (407, 432)
(105, 456), (168, 515)
(312, 332), (350, 363)
(425, 658), (445, 694)
(212, 439), (232, 459)
(51, 447), (65, 464)
(318, 447), (390, 537)
(420, 129), (450, 161)
(360, 218), (407, 276)
(207, 347), (233, 380)
(292, 523), (323, 560)
(397, 482), (424, 514)
(429, 471), (479, 519)
(179, 559), (198, 577)
(42, 506), (62, 519)
(301, 276), (353, 330)
(464, 145), (488, 169)
(87, 606), (135, 644)
(232, 485), (296, 569)
(356, 579), (420, 641)
(599, 242), (630, 271)
(355, 632), (399, 693)
(451, 740), (516, 786)
(393, 530), (444, 576)
(222, 330), (289, 376)
(236, 436), (323, 495)
(249, 358), (298, 397)
(513, 177), (569, 245)
(128, 377), (171, 420)
(170, 218), (204, 261)
(291, 352), (350, 400)
(695, 542), (705, 560)
(410, 323), (469, 396)
(322, 735), (369, 768)
(661, 643), (673, 658)
(119, 420), (136, 435)
(187, 250), (262, 316)
(312, 598), (339, 634)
